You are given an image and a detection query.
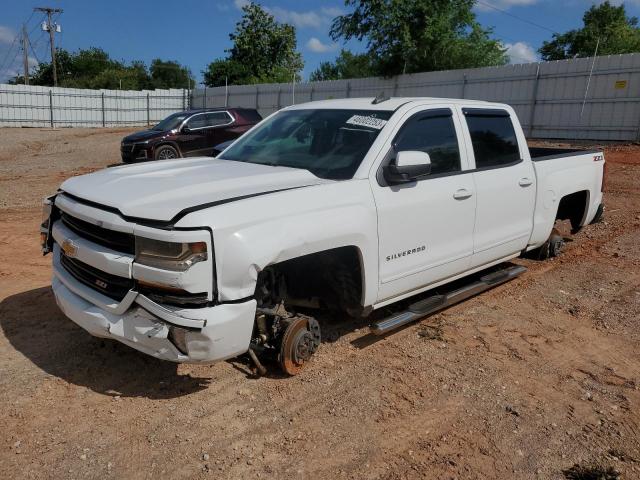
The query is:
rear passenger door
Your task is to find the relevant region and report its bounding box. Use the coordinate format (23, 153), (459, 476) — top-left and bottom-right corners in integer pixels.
(373, 107), (476, 302)
(461, 108), (536, 268)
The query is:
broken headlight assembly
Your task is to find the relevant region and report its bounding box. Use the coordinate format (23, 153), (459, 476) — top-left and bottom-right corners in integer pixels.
(135, 237), (208, 271)
(40, 195), (56, 255)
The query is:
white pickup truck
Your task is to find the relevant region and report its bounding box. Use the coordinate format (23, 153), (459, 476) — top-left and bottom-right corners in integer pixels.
(41, 97), (605, 375)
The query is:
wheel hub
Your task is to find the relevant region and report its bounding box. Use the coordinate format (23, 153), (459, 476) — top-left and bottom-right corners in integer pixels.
(279, 316), (321, 375)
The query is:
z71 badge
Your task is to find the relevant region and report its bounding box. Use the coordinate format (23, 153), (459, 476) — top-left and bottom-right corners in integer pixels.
(386, 245), (426, 261)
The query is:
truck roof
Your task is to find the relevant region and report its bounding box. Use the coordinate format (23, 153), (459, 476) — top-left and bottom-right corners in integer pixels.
(285, 97), (495, 111)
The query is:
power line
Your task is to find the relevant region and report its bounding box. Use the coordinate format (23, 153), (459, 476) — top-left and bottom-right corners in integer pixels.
(2, 45), (22, 80)
(0, 33), (20, 77)
(0, 10), (47, 81)
(29, 33), (46, 65)
(29, 12), (49, 34)
(30, 30), (47, 50)
(476, 0), (557, 34)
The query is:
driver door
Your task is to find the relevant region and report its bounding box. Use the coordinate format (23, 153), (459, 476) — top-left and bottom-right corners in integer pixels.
(179, 113), (209, 157)
(372, 106), (476, 303)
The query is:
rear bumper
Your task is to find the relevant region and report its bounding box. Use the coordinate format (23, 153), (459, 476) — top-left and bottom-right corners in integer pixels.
(52, 270), (256, 364)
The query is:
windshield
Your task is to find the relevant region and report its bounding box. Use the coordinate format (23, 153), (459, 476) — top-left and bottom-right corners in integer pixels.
(220, 109), (392, 179)
(153, 112), (187, 131)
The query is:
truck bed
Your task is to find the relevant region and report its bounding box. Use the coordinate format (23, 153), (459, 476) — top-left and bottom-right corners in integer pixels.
(529, 146), (601, 162)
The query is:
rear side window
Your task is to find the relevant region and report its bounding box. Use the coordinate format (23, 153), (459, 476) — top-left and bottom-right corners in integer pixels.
(464, 109), (520, 168)
(393, 109), (461, 175)
(206, 112), (232, 127)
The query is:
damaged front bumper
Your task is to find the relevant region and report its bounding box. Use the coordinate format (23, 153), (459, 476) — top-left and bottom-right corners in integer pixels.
(52, 256), (256, 363)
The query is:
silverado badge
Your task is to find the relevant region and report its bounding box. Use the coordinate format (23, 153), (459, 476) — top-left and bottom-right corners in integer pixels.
(61, 239), (78, 258)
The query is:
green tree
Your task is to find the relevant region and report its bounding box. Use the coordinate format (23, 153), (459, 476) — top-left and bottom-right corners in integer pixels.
(540, 1), (640, 60)
(309, 50), (376, 81)
(10, 47), (192, 90)
(150, 59), (194, 89)
(203, 2), (303, 86)
(330, 0), (507, 76)
(18, 48), (74, 86)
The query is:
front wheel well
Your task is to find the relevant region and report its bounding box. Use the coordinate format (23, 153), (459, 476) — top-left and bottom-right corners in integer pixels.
(556, 190), (589, 233)
(153, 142), (182, 157)
(255, 246), (364, 314)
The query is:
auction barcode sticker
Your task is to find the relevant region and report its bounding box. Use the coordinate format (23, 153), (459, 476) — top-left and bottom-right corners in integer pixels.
(346, 115), (388, 130)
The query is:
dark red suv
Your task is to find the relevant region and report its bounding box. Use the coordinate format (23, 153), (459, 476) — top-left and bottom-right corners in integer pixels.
(120, 108), (262, 162)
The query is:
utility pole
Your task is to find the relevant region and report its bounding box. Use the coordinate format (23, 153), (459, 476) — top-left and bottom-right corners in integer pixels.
(22, 24), (29, 85)
(35, 7), (63, 87)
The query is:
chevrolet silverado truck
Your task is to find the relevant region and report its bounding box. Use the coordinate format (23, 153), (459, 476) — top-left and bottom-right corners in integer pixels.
(41, 97), (605, 375)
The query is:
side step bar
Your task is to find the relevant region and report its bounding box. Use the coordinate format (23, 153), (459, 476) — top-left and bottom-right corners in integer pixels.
(370, 265), (527, 336)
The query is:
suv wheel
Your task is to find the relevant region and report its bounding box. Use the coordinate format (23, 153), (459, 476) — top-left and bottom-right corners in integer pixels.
(155, 145), (179, 160)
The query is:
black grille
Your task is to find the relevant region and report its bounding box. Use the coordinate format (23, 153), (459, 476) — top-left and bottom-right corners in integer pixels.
(60, 253), (134, 301)
(61, 213), (135, 254)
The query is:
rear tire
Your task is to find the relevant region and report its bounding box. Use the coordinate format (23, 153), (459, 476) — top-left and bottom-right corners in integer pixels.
(528, 228), (565, 260)
(155, 145), (179, 160)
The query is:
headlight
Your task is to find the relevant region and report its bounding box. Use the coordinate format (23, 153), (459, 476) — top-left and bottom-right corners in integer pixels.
(40, 195), (55, 254)
(135, 237), (207, 271)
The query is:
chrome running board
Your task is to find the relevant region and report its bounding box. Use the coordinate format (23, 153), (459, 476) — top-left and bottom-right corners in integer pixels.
(370, 265), (527, 336)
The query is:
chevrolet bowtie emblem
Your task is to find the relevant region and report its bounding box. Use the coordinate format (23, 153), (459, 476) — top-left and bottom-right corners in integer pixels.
(61, 239), (78, 257)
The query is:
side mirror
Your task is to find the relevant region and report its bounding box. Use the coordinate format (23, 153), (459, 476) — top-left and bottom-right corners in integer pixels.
(181, 126), (192, 134)
(383, 150), (432, 184)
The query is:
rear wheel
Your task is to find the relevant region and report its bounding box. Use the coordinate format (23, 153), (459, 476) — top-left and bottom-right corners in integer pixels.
(155, 145), (179, 160)
(529, 228), (565, 260)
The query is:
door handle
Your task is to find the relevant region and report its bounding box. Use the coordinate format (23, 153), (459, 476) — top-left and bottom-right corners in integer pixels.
(453, 189), (473, 200)
(518, 177), (533, 187)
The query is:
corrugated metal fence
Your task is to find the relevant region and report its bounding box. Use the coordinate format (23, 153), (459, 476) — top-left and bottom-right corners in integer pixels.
(2, 54), (640, 140)
(0, 84), (189, 127)
(193, 53), (640, 141)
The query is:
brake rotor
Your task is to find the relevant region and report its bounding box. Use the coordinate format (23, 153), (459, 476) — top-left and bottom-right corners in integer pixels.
(279, 316), (321, 375)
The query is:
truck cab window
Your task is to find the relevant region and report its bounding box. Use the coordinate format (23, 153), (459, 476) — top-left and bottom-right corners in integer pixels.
(393, 111), (461, 175)
(464, 111), (520, 168)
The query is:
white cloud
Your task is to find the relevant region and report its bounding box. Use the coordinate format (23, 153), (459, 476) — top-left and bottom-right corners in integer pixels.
(231, 3), (343, 29)
(233, 0), (249, 10)
(505, 41), (539, 63)
(306, 37), (338, 53)
(270, 6), (342, 29)
(475, 0), (539, 11)
(272, 7), (325, 28)
(0, 25), (16, 44)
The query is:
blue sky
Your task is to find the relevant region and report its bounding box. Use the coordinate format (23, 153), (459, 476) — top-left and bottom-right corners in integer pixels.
(1, 0), (639, 85)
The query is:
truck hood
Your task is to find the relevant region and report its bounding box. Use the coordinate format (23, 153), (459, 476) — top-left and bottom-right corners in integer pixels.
(60, 158), (330, 222)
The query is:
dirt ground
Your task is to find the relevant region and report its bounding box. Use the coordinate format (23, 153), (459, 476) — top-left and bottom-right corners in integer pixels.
(0, 127), (639, 480)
